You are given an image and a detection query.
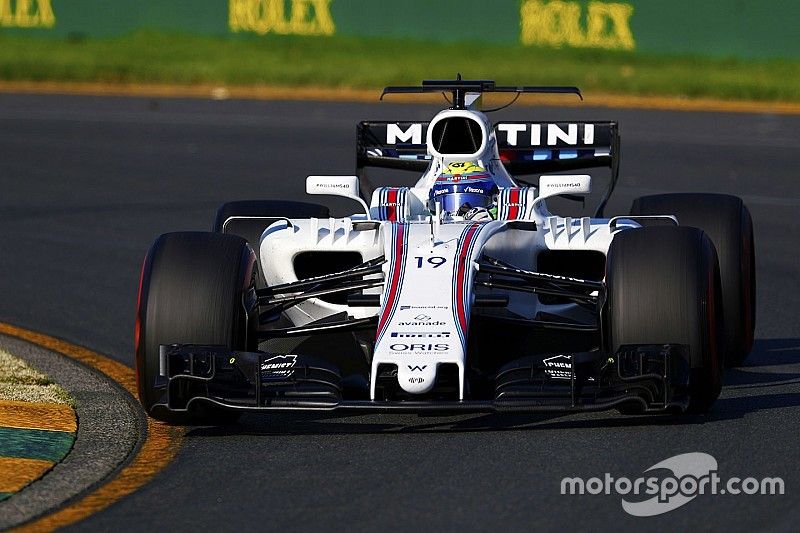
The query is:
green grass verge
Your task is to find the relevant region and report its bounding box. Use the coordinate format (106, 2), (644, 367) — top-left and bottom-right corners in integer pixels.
(0, 349), (73, 406)
(1, 31), (800, 102)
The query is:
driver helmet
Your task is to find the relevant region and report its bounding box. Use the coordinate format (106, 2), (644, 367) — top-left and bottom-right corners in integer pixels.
(430, 162), (498, 220)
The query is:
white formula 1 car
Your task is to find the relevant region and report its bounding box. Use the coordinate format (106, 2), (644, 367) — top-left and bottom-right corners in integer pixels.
(135, 79), (755, 424)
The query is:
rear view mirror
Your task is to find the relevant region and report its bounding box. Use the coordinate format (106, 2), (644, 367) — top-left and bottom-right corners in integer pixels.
(533, 174), (592, 207)
(306, 175), (370, 219)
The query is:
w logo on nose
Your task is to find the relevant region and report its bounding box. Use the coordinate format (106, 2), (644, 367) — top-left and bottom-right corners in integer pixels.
(408, 365), (427, 372)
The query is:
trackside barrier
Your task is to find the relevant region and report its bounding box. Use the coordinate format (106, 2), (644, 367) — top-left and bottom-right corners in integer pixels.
(1, 1), (798, 60)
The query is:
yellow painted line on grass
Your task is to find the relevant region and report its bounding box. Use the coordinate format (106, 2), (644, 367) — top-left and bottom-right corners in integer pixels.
(0, 458), (55, 493)
(0, 322), (184, 532)
(0, 400), (76, 433)
(2, 80), (800, 115)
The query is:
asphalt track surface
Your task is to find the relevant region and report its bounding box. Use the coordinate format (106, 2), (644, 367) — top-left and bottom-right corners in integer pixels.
(0, 93), (799, 531)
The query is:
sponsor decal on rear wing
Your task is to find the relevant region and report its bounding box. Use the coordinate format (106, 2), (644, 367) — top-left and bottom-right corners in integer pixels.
(357, 121), (431, 172)
(496, 121), (619, 175)
(356, 121), (619, 175)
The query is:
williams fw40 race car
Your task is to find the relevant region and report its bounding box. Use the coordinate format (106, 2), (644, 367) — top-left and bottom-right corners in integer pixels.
(135, 79), (756, 424)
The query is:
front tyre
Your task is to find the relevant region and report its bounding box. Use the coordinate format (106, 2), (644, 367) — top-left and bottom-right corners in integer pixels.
(630, 193), (755, 366)
(135, 232), (258, 424)
(606, 226), (723, 414)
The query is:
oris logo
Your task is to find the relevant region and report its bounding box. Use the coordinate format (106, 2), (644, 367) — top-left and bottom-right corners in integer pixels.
(389, 343), (450, 352)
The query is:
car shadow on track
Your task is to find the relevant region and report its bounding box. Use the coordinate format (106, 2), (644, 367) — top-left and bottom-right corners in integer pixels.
(711, 337), (800, 415)
(185, 338), (800, 437)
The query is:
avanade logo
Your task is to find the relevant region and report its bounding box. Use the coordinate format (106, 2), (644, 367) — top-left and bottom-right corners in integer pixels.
(397, 314), (448, 326)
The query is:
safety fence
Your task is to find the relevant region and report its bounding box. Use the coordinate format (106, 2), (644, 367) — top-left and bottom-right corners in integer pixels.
(1, 1), (798, 60)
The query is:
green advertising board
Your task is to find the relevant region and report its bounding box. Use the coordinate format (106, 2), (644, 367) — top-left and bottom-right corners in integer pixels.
(1, 0), (798, 60)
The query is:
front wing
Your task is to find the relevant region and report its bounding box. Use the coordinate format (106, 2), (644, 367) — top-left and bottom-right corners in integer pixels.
(149, 343), (692, 417)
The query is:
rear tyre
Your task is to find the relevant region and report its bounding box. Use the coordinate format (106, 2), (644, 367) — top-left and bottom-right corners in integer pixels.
(135, 232), (258, 425)
(606, 226), (723, 414)
(213, 200), (330, 288)
(630, 193), (755, 366)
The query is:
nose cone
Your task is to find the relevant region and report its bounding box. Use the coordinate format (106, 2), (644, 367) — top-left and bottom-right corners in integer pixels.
(397, 362), (437, 394)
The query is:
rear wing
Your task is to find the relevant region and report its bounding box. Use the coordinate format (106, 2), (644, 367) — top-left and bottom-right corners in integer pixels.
(356, 121), (618, 174)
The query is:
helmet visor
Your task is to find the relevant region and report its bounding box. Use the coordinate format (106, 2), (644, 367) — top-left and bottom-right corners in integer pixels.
(435, 192), (492, 214)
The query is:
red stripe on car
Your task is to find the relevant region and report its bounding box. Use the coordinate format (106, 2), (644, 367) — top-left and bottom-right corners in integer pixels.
(386, 188), (398, 222)
(508, 188), (521, 220)
(455, 225), (480, 338)
(376, 223), (406, 340)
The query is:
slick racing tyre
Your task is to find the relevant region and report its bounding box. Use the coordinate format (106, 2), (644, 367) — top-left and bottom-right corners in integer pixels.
(606, 226), (723, 414)
(630, 193), (755, 367)
(213, 200), (330, 288)
(135, 232), (258, 424)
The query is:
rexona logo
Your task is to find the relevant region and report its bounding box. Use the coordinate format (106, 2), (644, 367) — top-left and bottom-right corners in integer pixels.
(260, 354), (297, 380)
(390, 343), (449, 352)
(520, 0), (635, 51)
(229, 0), (335, 36)
(0, 0), (55, 28)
